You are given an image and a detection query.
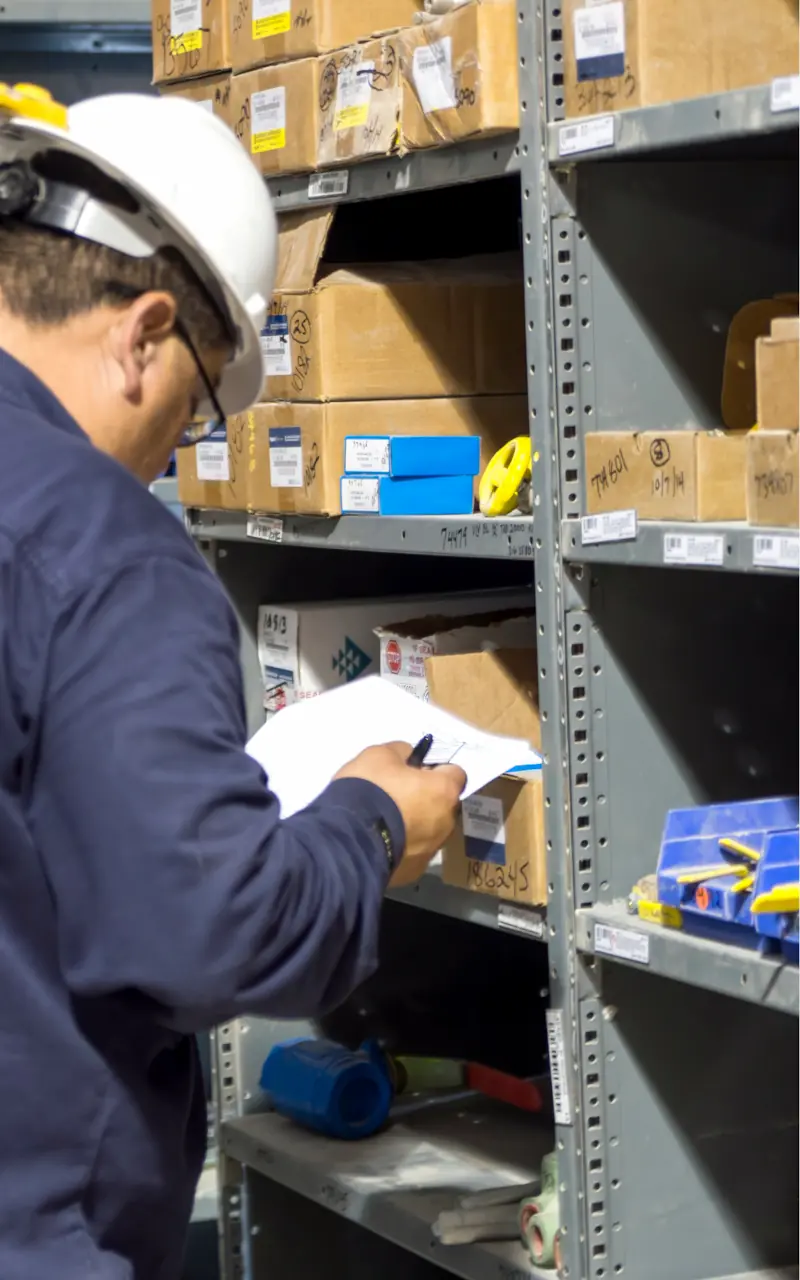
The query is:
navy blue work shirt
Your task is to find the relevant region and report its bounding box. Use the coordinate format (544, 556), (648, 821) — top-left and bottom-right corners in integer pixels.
(0, 348), (404, 1279)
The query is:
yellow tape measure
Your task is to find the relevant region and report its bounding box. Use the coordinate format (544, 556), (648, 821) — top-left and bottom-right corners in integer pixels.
(479, 437), (536, 517)
(0, 83), (67, 130)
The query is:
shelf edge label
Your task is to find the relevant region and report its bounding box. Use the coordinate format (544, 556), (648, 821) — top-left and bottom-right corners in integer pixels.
(770, 75), (800, 113)
(545, 1009), (573, 1126)
(558, 114), (615, 157)
(497, 903), (547, 939)
(308, 170), (350, 199)
(753, 533), (800, 570)
(247, 515), (284, 544)
(595, 922), (650, 965)
(663, 531), (724, 566)
(581, 509), (637, 545)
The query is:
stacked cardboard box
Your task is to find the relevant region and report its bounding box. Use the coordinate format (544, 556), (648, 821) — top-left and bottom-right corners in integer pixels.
(154, 0), (233, 127)
(562, 0), (798, 120)
(748, 317), (800, 529)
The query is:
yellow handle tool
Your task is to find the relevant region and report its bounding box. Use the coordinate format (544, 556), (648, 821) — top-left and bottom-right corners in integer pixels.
(479, 437), (536, 517)
(0, 83), (67, 130)
(751, 884), (800, 915)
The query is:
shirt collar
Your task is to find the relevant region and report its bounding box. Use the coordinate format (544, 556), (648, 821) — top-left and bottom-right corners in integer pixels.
(0, 346), (87, 439)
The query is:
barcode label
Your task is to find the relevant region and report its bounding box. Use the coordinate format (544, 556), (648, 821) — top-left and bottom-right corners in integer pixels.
(770, 75), (800, 114)
(663, 532), (724, 566)
(558, 114), (615, 157)
(581, 509), (637, 545)
(753, 534), (800, 570)
(247, 515), (283, 543)
(308, 170), (350, 199)
(497, 904), (546, 939)
(595, 922), (649, 965)
(545, 1009), (572, 1126)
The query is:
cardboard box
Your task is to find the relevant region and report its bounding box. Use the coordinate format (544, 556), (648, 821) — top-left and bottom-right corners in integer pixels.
(175, 426), (249, 508)
(159, 71), (234, 126)
(722, 297), (799, 430)
(425, 648), (541, 750)
(584, 431), (747, 522)
(231, 0), (417, 72)
(263, 210), (526, 400)
(563, 0), (799, 119)
(756, 325), (799, 432)
(442, 773), (546, 907)
(746, 431), (799, 528)
(231, 59), (319, 175)
(152, 0), (231, 84)
(317, 37), (402, 168)
(400, 0), (518, 150)
(257, 592), (531, 712)
(377, 607), (535, 700)
(182, 397), (524, 513)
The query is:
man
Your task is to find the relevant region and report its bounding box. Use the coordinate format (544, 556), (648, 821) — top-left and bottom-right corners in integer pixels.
(0, 90), (465, 1278)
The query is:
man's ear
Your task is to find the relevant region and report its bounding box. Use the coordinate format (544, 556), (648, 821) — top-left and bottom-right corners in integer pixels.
(108, 292), (178, 401)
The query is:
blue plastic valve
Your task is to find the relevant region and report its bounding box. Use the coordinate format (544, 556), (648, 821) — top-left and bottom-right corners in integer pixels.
(260, 1038), (393, 1140)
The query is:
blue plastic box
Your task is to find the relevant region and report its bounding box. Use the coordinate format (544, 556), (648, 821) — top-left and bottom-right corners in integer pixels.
(752, 829), (799, 962)
(343, 435), (480, 479)
(340, 474), (474, 516)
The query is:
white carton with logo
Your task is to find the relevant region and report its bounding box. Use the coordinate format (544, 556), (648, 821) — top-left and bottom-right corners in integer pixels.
(257, 592), (530, 716)
(376, 607), (535, 701)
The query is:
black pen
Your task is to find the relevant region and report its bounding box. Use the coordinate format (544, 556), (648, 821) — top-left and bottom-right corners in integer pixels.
(407, 734), (434, 768)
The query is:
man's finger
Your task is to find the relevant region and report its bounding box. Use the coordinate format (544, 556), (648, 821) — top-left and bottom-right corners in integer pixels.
(430, 764), (467, 798)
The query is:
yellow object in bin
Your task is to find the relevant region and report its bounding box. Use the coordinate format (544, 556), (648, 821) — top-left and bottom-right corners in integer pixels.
(751, 885), (800, 915)
(0, 83), (67, 130)
(479, 437), (536, 517)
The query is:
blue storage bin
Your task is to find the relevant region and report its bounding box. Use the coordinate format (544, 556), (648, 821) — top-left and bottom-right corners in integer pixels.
(752, 829), (799, 962)
(343, 435), (481, 479)
(260, 1038), (393, 1140)
(340, 474), (474, 516)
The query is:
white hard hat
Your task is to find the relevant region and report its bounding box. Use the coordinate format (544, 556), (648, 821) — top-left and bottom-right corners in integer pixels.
(0, 93), (277, 414)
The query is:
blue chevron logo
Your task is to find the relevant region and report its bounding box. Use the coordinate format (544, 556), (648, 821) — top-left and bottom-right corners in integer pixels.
(332, 637), (372, 681)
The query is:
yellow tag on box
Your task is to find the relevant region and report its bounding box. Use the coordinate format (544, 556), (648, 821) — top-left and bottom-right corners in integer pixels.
(637, 900), (683, 929)
(253, 13), (291, 39)
(170, 29), (202, 52)
(334, 104), (369, 131)
(252, 128), (286, 152)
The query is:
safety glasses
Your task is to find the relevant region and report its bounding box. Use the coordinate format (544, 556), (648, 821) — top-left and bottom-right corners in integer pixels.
(173, 316), (227, 448)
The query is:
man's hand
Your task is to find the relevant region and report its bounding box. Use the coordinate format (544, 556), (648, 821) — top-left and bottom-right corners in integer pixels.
(335, 742), (466, 888)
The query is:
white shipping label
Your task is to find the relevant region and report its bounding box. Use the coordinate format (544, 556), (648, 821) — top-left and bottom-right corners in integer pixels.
(268, 427), (303, 489)
(753, 533), (800, 570)
(261, 314), (292, 378)
(573, 2), (625, 63)
(344, 437), (390, 474)
(251, 87), (286, 151)
(308, 170), (350, 199)
(195, 440), (229, 482)
(247, 515), (283, 543)
(462, 794), (506, 849)
(342, 477), (380, 513)
(171, 0), (201, 36)
(558, 114), (615, 156)
(595, 922), (650, 965)
(335, 61), (375, 131)
(413, 38), (457, 115)
(545, 1009), (572, 1126)
(497, 904), (546, 940)
(663, 532), (724, 567)
(581, 509), (637, 545)
(770, 75), (800, 113)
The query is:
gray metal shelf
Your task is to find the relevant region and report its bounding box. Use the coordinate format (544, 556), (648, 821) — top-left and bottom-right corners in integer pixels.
(548, 81), (799, 163)
(189, 508), (534, 560)
(222, 1093), (553, 1280)
(391, 866), (547, 941)
(267, 135), (520, 211)
(562, 519), (800, 575)
(577, 901), (798, 1016)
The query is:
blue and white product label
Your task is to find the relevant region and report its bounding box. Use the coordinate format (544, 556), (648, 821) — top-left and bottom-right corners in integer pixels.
(341, 476), (380, 513)
(268, 427), (303, 488)
(258, 607), (299, 712)
(344, 437), (390, 474)
(195, 426), (229, 482)
(463, 794), (507, 865)
(261, 313), (292, 377)
(574, 1), (625, 82)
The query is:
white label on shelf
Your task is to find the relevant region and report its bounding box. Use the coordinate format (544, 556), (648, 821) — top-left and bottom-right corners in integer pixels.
(545, 1009), (572, 1126)
(770, 75), (800, 113)
(753, 533), (800, 570)
(251, 87), (286, 154)
(558, 114), (615, 157)
(341, 477), (380, 513)
(261, 314), (292, 377)
(334, 61), (375, 131)
(344, 437), (390, 474)
(268, 427), (303, 488)
(581, 509), (637, 545)
(247, 515), (284, 543)
(170, 0), (201, 37)
(308, 170), (350, 199)
(497, 903), (546, 940)
(595, 922), (650, 965)
(662, 532), (724, 566)
(573, 2), (625, 64)
(195, 440), (229, 482)
(413, 38), (457, 114)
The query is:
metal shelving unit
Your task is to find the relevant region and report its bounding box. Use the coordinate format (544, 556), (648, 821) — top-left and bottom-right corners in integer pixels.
(161, 6), (800, 1279)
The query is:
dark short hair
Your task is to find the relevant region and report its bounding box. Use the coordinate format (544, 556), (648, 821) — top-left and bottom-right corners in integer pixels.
(0, 218), (230, 350)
